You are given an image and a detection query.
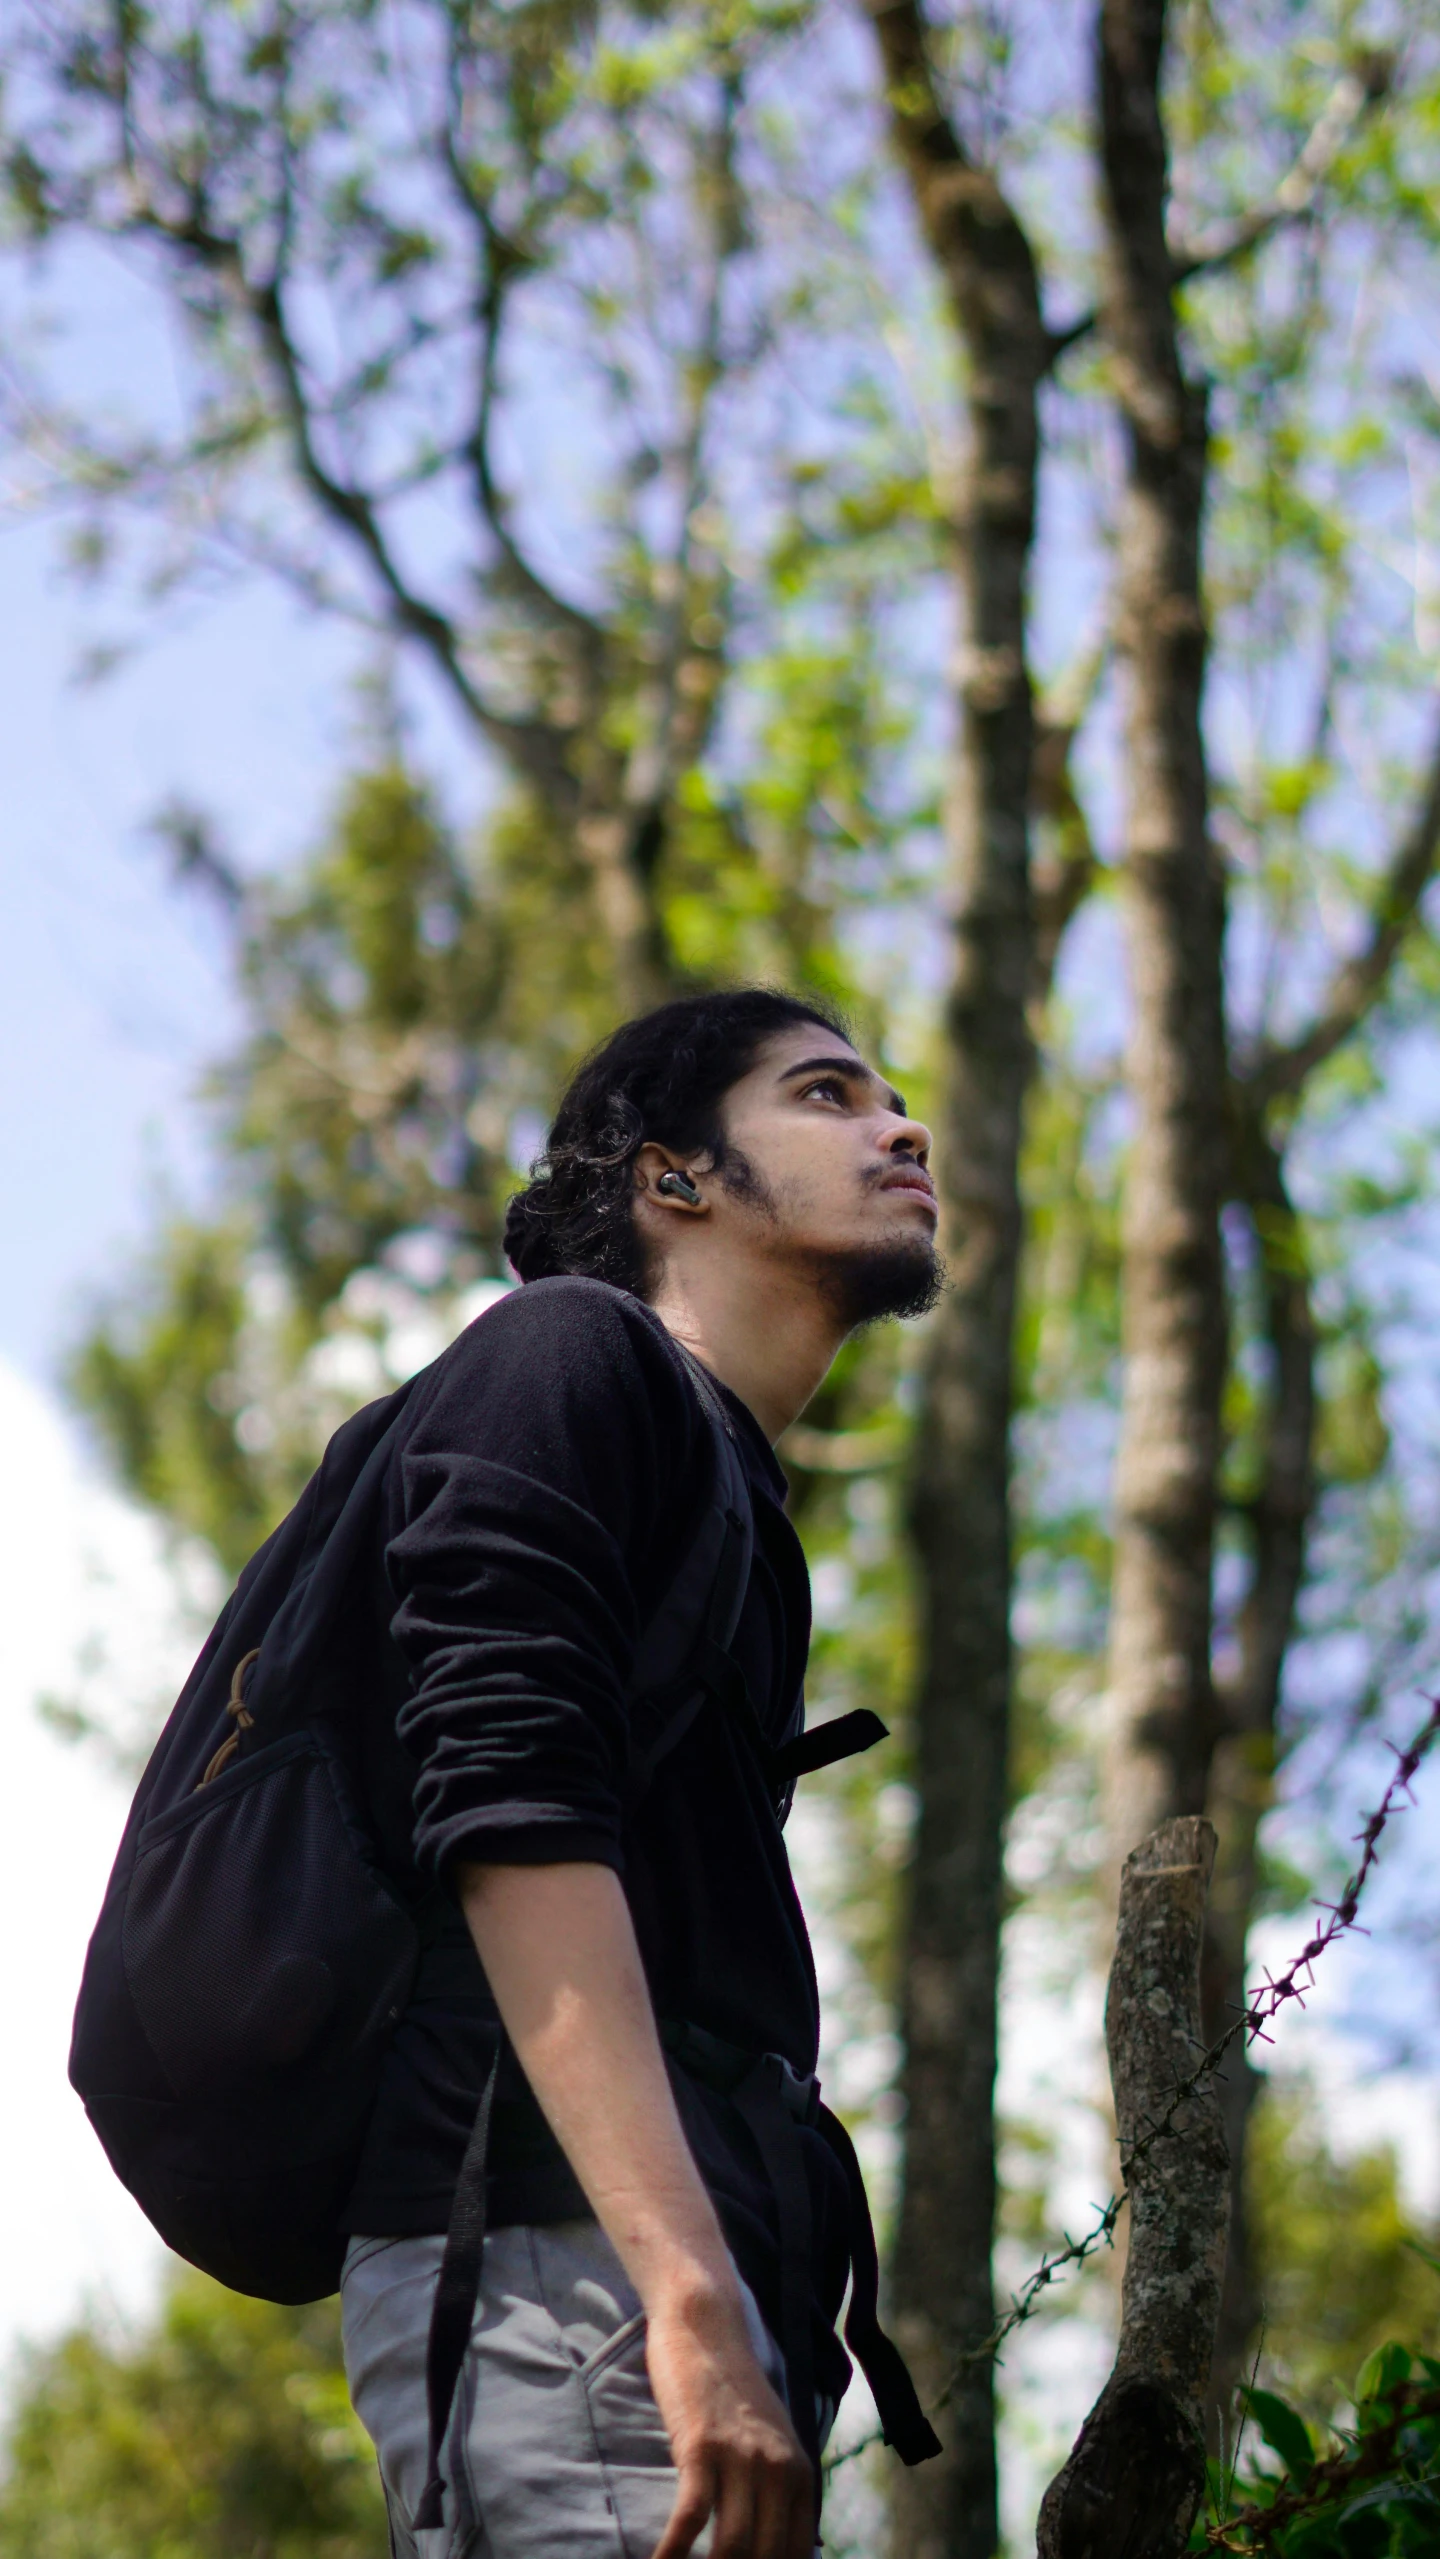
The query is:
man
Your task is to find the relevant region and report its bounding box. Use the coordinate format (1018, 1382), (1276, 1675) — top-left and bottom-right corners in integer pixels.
(340, 988), (942, 2559)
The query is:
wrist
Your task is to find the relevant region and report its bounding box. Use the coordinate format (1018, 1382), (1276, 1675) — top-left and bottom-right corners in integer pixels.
(633, 2247), (747, 2336)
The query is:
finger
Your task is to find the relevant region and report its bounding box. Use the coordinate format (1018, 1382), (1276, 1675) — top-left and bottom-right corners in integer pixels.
(751, 2454), (814, 2559)
(708, 2459), (758, 2559)
(652, 2458), (719, 2559)
(741, 2456), (813, 2559)
(785, 2466), (816, 2559)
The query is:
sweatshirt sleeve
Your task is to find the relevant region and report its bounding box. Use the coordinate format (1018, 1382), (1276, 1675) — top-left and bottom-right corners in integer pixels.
(383, 1278), (705, 1883)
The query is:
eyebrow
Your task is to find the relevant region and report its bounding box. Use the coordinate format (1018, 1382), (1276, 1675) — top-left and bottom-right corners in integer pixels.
(778, 1054), (908, 1117)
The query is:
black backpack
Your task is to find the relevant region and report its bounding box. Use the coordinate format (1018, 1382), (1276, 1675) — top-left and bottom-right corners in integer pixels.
(67, 1326), (776, 2303)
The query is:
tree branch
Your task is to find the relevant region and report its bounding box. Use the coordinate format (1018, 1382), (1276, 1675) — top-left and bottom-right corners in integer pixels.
(1045, 53), (1394, 372)
(613, 68), (741, 881)
(1173, 51), (1393, 284)
(439, 34), (609, 669)
(1218, 1124), (1317, 1736)
(1242, 690), (1440, 1110)
(118, 185), (583, 814)
(1029, 638), (1108, 1011)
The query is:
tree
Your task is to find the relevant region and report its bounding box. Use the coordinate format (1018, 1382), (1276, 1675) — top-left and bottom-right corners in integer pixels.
(72, 710), (879, 1571)
(854, 1), (1421, 2531)
(857, 0), (1440, 2509)
(1084, 0), (1440, 2434)
(12, 3), (1440, 2546)
(0, 2269), (386, 2558)
(861, 7), (1046, 2546)
(1094, 0), (1229, 1864)
(1, 0), (837, 1006)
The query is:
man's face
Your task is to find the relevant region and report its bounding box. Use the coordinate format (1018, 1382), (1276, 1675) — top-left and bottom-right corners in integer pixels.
(708, 1025), (941, 1323)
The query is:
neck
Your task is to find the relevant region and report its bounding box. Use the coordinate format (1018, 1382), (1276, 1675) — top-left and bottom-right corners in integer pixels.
(646, 1252), (843, 1444)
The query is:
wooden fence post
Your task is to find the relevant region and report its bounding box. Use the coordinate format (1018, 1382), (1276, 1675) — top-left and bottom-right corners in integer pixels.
(1036, 1815), (1229, 2558)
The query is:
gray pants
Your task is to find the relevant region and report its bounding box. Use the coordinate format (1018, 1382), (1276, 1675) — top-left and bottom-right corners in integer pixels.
(341, 2223), (795, 2559)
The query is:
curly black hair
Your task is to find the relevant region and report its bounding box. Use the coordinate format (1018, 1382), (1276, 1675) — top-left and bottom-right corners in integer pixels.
(503, 988), (850, 1293)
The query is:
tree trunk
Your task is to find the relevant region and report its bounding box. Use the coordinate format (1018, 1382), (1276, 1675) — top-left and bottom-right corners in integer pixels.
(1201, 1120), (1316, 2431)
(1038, 1818), (1229, 2559)
(1096, 0), (1229, 1861)
(866, 7), (1047, 2550)
(1197, 713), (1440, 2430)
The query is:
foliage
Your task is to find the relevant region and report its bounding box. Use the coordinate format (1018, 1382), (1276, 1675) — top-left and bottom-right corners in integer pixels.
(1248, 2087), (1440, 2427)
(68, 695), (901, 1562)
(72, 1219), (281, 1576)
(1195, 2342), (1440, 2554)
(0, 2269), (385, 2559)
(69, 756), (562, 1566)
(0, 0), (941, 1010)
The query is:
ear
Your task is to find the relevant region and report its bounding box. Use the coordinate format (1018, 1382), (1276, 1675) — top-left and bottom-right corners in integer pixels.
(634, 1143), (708, 1213)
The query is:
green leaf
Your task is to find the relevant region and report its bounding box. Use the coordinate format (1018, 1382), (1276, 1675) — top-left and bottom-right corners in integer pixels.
(1243, 2385), (1316, 2479)
(1354, 2340), (1413, 2403)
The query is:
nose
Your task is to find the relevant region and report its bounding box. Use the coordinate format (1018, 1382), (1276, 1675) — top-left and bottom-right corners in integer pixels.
(885, 1110), (931, 1167)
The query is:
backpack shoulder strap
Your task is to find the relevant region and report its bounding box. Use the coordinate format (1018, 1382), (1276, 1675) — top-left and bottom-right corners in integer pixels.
(627, 1345), (891, 1801)
(625, 1345), (754, 1792)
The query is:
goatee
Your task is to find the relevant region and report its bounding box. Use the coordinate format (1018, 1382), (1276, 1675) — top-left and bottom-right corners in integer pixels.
(822, 1238), (946, 1330)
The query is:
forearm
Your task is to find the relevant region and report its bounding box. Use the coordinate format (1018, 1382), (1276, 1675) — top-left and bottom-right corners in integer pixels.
(455, 1858), (743, 2324)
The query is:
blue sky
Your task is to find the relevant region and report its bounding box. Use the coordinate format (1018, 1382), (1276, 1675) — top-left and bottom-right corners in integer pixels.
(0, 505), (357, 1383)
(0, 435), (371, 2371)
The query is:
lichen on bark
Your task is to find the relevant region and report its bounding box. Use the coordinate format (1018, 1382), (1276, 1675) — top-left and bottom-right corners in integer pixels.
(1037, 1816), (1229, 2559)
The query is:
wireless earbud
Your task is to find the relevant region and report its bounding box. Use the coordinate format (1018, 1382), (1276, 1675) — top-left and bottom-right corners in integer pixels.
(656, 1168), (703, 1205)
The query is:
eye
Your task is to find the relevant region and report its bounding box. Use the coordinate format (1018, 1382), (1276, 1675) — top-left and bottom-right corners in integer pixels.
(800, 1076), (848, 1107)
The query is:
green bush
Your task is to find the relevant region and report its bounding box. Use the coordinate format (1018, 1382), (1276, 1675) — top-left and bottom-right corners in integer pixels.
(0, 2268), (386, 2559)
(1248, 2086), (1440, 2424)
(1196, 2338), (1440, 2554)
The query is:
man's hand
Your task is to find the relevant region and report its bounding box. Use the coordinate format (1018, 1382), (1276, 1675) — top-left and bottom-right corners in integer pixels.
(457, 1860), (815, 2557)
(646, 2282), (813, 2559)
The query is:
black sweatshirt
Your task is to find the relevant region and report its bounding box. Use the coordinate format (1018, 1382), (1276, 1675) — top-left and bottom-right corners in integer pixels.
(341, 1276), (855, 2401)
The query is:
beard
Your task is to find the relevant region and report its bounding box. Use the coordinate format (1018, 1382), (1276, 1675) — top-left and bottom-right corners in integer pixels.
(820, 1236), (945, 1329)
(716, 1145), (945, 1328)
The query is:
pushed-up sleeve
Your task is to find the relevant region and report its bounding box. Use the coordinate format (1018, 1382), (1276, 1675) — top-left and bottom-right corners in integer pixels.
(384, 1279), (699, 1883)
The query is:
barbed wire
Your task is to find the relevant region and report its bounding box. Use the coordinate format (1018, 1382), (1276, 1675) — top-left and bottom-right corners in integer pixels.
(823, 1695), (1440, 2477)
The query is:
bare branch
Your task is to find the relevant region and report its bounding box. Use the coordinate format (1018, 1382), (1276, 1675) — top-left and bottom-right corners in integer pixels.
(1243, 691), (1440, 1109)
(613, 69), (741, 880)
(244, 271), (492, 718)
(149, 798), (248, 915)
(1045, 54), (1393, 372)
(1171, 52), (1394, 285)
(1029, 638), (1108, 1011)
(544, 64), (748, 1007)
(117, 186), (583, 813)
(438, 33), (609, 668)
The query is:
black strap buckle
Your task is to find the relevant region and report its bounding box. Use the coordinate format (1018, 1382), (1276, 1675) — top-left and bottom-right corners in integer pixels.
(763, 2049), (821, 2128)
